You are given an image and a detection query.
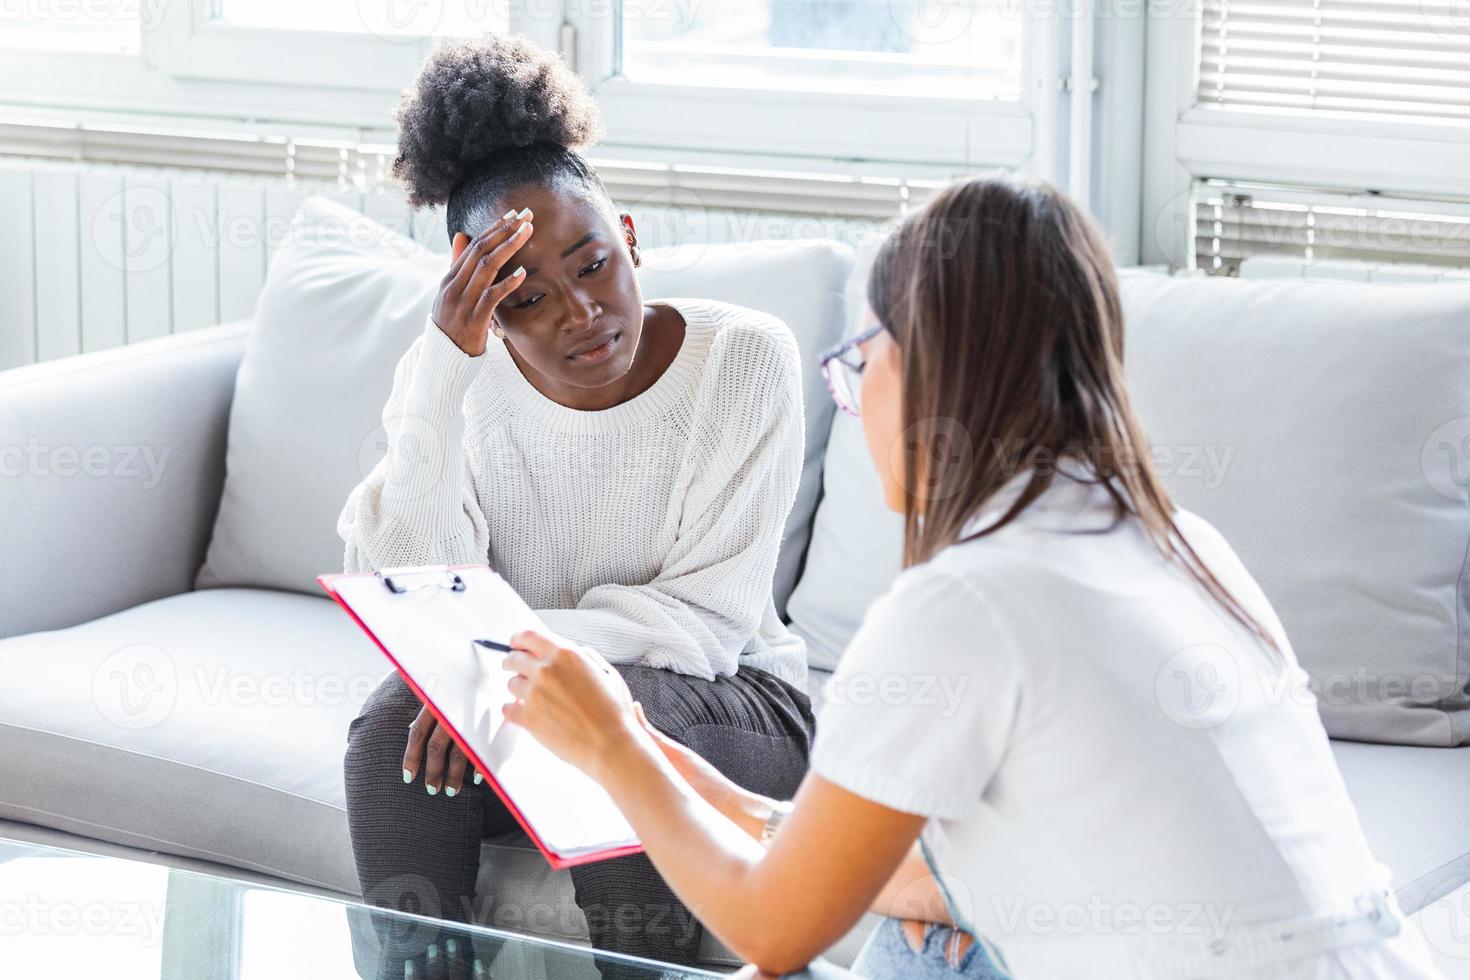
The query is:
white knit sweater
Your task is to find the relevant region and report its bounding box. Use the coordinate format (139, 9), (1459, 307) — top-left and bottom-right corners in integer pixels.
(337, 297), (808, 689)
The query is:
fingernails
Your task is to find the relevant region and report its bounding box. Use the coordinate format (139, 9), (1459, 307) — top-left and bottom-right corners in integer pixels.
(511, 265), (525, 278)
(402, 768), (412, 784)
(445, 785), (457, 797)
(515, 207), (532, 219)
(502, 209), (516, 220)
(473, 958), (485, 978)
(446, 939), (458, 956)
(427, 944), (438, 962)
(473, 771), (483, 785)
(426, 783), (437, 795)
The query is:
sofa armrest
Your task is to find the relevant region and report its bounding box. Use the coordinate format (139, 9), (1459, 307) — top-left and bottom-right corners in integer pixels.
(0, 321), (250, 638)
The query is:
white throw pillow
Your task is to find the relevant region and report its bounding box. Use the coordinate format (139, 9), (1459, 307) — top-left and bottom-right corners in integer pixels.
(195, 196), (441, 593)
(197, 196), (853, 622)
(785, 399), (905, 671)
(1122, 272), (1470, 747)
(785, 237), (907, 670)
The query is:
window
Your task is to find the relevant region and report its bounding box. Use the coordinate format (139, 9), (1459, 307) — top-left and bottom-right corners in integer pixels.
(574, 0), (1043, 175)
(622, 0), (1024, 99)
(1197, 0), (1470, 121)
(1143, 0), (1470, 270)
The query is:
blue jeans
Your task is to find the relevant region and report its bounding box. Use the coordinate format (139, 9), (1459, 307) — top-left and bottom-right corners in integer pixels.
(851, 917), (1007, 979)
(783, 916), (1008, 979)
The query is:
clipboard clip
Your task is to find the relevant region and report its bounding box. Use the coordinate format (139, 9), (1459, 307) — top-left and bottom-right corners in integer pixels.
(376, 564), (467, 595)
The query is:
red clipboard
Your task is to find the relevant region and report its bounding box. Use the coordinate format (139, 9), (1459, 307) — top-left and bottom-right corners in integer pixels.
(318, 563), (644, 870)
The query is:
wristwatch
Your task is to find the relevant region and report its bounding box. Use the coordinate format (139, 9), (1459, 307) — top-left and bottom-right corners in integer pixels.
(760, 801), (794, 846)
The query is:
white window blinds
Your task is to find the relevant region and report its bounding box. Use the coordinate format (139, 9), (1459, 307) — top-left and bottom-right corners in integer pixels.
(1194, 182), (1470, 274)
(1198, 0), (1470, 121)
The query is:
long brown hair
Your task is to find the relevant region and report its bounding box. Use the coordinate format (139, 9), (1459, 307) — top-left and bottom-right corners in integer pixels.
(868, 175), (1280, 654)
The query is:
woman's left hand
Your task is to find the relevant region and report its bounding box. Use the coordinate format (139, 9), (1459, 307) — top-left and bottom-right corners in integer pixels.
(502, 630), (642, 777)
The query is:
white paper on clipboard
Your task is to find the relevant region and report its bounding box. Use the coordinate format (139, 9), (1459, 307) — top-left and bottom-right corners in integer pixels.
(326, 565), (638, 863)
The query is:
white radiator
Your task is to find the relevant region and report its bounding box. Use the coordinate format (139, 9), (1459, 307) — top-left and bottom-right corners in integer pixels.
(0, 157), (440, 370)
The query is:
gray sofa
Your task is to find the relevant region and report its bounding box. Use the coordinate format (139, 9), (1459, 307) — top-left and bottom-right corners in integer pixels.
(2, 198), (1468, 975)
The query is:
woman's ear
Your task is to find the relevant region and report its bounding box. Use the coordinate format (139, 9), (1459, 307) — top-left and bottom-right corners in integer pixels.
(619, 213), (641, 268)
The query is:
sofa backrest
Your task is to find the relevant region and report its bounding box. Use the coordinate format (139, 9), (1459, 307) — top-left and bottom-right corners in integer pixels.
(194, 195), (854, 619)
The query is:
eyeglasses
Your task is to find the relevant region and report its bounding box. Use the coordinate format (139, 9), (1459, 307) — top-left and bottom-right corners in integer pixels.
(819, 323), (885, 417)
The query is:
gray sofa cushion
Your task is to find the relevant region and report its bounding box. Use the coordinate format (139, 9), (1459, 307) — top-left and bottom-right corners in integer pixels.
(784, 369), (904, 671)
(1330, 740), (1470, 913)
(193, 197), (445, 596)
(0, 587), (370, 893)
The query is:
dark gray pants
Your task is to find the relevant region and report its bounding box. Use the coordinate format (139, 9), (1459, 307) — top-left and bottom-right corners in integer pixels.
(343, 662), (815, 973)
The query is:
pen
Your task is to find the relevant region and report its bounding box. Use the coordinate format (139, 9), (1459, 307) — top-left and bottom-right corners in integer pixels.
(473, 638), (513, 653)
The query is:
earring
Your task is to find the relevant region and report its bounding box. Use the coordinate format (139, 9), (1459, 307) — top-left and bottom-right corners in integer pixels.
(491, 324), (506, 340)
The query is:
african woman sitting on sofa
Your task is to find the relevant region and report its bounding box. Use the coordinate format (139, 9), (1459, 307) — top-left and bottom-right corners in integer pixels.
(336, 34), (815, 976)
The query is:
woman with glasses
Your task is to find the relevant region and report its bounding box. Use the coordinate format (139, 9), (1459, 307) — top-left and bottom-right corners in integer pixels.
(495, 174), (1443, 979)
(336, 35), (817, 976)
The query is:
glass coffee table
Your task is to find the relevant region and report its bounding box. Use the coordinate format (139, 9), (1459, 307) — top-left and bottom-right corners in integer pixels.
(0, 836), (721, 979)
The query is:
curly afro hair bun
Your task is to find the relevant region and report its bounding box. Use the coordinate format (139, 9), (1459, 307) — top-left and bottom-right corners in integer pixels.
(391, 34), (605, 211)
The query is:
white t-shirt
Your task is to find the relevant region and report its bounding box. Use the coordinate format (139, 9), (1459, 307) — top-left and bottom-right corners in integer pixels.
(810, 469), (1443, 979)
